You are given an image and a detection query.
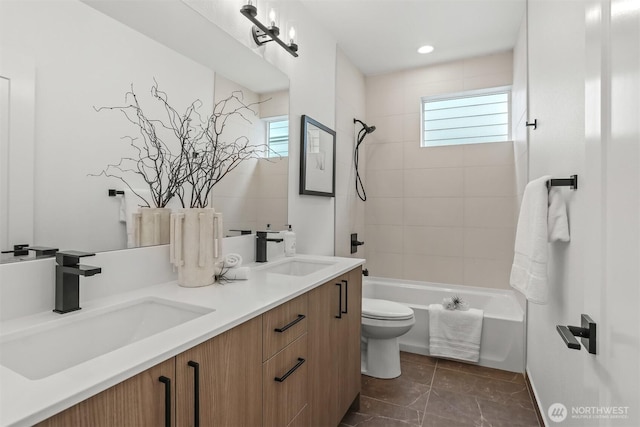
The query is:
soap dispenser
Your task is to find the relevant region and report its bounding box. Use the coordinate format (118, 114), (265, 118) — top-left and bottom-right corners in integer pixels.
(284, 224), (296, 257)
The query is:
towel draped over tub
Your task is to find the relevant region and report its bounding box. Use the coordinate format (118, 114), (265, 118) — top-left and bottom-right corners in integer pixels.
(428, 304), (483, 363)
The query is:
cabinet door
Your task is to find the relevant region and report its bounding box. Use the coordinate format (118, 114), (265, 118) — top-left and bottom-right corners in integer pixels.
(37, 359), (175, 427)
(337, 267), (362, 417)
(263, 334), (308, 427)
(307, 277), (342, 426)
(176, 316), (262, 427)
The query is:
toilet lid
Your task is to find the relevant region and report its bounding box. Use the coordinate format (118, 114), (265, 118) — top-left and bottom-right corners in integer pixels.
(362, 298), (414, 320)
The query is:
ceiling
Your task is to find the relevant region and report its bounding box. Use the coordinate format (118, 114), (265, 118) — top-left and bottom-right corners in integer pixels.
(298, 0), (527, 76)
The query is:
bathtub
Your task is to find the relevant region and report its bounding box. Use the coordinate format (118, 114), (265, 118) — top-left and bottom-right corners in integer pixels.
(363, 277), (525, 373)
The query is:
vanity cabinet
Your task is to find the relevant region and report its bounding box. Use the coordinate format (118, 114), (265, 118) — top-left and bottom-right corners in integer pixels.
(175, 316), (263, 427)
(308, 267), (362, 426)
(36, 266), (362, 427)
(37, 359), (175, 427)
(37, 317), (262, 427)
(262, 294), (309, 427)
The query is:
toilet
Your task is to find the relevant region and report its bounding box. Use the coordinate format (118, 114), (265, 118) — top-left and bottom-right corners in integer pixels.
(361, 297), (415, 379)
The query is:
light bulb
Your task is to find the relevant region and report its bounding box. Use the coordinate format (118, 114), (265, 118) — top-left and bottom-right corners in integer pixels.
(269, 9), (276, 27)
(289, 26), (296, 44)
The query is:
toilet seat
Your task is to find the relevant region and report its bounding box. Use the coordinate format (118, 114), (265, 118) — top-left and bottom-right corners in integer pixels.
(362, 298), (414, 321)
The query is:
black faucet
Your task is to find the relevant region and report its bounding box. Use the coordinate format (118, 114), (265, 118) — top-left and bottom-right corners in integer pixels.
(54, 251), (102, 314)
(256, 231), (284, 263)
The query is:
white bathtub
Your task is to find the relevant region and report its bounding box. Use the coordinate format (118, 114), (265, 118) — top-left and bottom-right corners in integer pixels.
(363, 277), (525, 373)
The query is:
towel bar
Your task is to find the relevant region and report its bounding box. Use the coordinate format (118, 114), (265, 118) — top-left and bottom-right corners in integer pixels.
(108, 189), (125, 197)
(556, 314), (596, 354)
(546, 175), (578, 190)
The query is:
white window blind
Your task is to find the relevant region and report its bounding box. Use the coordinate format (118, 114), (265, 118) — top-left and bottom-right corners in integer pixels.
(421, 86), (511, 147)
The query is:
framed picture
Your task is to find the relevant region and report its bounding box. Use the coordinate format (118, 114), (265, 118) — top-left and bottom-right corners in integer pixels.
(299, 115), (336, 197)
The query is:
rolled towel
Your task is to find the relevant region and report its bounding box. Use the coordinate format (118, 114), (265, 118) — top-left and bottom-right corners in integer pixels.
(218, 266), (250, 281)
(223, 253), (243, 268)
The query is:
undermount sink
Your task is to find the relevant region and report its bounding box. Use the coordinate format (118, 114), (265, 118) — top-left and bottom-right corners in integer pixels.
(255, 258), (336, 276)
(0, 298), (213, 380)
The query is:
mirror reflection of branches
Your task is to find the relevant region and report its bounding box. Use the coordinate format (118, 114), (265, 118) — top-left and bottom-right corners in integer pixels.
(93, 81), (274, 211)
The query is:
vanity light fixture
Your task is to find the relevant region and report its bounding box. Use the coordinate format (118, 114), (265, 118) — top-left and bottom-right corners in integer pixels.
(240, 1), (299, 57)
(417, 45), (435, 54)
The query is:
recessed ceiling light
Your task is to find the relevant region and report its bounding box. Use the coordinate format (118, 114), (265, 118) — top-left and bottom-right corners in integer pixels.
(417, 45), (435, 54)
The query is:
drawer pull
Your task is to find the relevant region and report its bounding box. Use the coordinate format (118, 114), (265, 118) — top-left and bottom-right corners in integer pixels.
(274, 357), (306, 383)
(188, 361), (200, 427)
(158, 376), (171, 427)
(335, 282), (342, 319)
(341, 279), (348, 314)
(274, 314), (306, 333)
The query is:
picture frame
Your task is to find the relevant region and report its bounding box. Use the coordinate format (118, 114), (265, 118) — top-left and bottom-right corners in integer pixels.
(299, 115), (336, 197)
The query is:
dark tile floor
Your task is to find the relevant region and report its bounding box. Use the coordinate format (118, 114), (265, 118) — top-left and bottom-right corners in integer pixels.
(340, 352), (541, 427)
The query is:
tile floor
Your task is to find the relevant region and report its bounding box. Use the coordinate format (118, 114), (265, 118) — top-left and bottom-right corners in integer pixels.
(340, 352), (542, 427)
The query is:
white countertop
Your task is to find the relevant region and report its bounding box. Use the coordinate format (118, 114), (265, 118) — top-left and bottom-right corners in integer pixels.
(0, 255), (364, 427)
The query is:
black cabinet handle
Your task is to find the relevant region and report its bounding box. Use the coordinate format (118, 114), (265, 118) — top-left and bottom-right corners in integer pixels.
(274, 357), (306, 382)
(274, 314), (306, 333)
(335, 282), (342, 319)
(341, 279), (348, 314)
(188, 361), (200, 427)
(158, 376), (171, 427)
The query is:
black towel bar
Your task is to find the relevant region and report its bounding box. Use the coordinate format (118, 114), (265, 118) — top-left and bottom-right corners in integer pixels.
(546, 175), (578, 190)
(108, 189), (125, 197)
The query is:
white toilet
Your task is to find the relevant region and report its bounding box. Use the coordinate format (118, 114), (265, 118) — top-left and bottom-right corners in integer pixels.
(361, 297), (415, 379)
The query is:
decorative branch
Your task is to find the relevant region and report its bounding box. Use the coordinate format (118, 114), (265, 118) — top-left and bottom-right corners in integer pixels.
(93, 81), (276, 209)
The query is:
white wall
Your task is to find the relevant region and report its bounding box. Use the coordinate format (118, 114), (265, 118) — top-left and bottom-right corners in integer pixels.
(364, 52), (517, 289)
(527, 0), (640, 425)
(334, 48), (366, 257)
(0, 0), (214, 252)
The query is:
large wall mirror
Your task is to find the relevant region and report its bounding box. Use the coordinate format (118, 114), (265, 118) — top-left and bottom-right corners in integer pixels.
(0, 0), (289, 262)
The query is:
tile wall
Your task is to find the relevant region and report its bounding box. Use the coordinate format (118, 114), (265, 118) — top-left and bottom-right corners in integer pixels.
(364, 52), (517, 289)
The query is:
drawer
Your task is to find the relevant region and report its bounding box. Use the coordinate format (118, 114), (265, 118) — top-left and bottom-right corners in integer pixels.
(263, 334), (308, 427)
(263, 293), (308, 361)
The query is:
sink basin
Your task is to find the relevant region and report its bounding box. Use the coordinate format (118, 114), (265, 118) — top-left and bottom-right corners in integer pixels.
(256, 259), (336, 276)
(0, 298), (213, 380)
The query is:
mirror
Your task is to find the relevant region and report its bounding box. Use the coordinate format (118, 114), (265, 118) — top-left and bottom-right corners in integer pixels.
(213, 75), (289, 237)
(0, 0), (289, 262)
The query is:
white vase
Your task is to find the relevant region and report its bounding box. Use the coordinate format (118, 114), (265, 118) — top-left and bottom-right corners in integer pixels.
(169, 208), (223, 288)
(133, 207), (172, 247)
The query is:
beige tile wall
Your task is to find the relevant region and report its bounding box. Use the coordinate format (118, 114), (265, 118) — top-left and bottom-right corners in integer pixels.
(364, 52), (517, 289)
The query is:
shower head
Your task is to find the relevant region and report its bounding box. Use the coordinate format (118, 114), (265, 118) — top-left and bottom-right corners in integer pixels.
(354, 118), (376, 134)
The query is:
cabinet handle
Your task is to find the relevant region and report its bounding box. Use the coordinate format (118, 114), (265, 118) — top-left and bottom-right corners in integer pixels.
(274, 314), (306, 333)
(188, 361), (200, 427)
(341, 279), (348, 314)
(274, 357), (306, 382)
(335, 282), (342, 319)
(158, 376), (171, 427)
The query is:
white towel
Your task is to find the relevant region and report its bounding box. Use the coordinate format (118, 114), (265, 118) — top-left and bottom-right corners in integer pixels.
(120, 189), (151, 248)
(428, 304), (483, 363)
(547, 188), (570, 242)
(223, 253), (243, 268)
(510, 175), (552, 304)
(215, 266), (250, 280)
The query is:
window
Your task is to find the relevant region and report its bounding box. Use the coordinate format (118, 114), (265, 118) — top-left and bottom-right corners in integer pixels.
(266, 118), (289, 157)
(421, 86), (511, 147)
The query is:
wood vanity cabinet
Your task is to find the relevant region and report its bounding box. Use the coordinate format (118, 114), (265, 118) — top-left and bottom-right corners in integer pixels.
(37, 359), (176, 427)
(262, 294), (309, 427)
(37, 266), (362, 427)
(175, 316), (263, 427)
(37, 317), (262, 427)
(308, 267), (362, 426)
